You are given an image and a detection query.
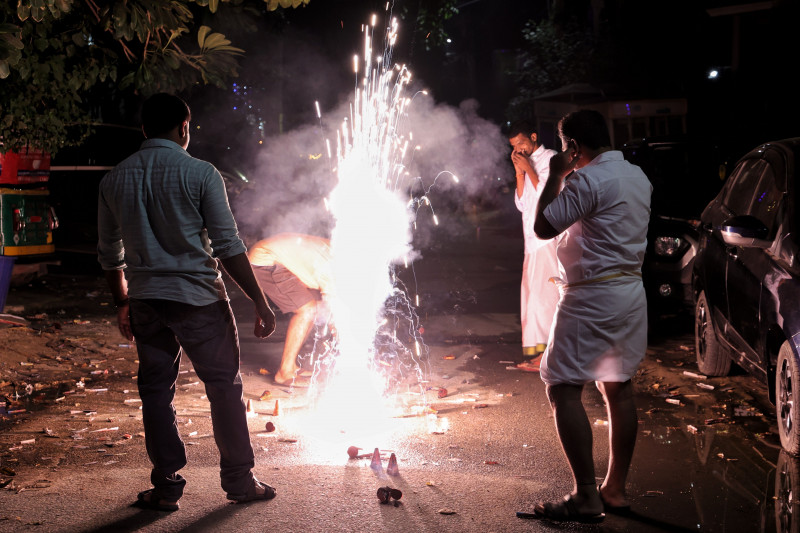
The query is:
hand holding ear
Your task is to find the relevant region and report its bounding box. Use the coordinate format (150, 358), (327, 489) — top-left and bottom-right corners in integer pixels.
(550, 151), (579, 182)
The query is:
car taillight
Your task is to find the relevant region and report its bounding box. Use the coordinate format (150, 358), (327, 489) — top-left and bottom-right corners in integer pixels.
(654, 236), (682, 256)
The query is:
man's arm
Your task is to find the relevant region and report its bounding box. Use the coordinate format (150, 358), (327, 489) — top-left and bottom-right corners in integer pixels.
(534, 151), (578, 240)
(103, 269), (132, 341)
(219, 253), (276, 338)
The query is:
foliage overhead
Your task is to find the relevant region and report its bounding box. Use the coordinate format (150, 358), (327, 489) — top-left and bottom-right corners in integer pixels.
(0, 0), (310, 155)
(506, 17), (595, 122)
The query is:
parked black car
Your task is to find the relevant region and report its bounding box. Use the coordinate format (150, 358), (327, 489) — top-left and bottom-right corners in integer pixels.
(692, 137), (800, 454)
(621, 136), (728, 319)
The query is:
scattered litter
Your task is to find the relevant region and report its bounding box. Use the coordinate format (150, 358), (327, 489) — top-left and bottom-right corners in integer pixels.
(124, 398), (142, 404)
(505, 366), (520, 371)
(594, 419), (608, 426)
(443, 355), (456, 360)
(377, 486), (402, 505)
(118, 344), (132, 348)
(277, 438), (297, 443)
(484, 460), (499, 465)
(682, 371), (707, 379)
(41, 428), (58, 438)
(438, 508), (457, 515)
(697, 383), (715, 390)
(20, 439), (35, 445)
(259, 390), (271, 401)
(437, 388), (448, 399)
(472, 354), (479, 360)
(90, 427), (118, 433)
(426, 481), (435, 486)
(265, 422), (275, 433)
(734, 405), (762, 417)
(259, 368), (270, 375)
(665, 398), (682, 406)
(499, 361), (514, 364)
(473, 403), (489, 409)
(687, 425), (698, 434)
(86, 388), (107, 393)
(645, 490), (664, 497)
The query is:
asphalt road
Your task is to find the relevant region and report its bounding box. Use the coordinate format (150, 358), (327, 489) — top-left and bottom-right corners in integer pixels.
(0, 202), (795, 532)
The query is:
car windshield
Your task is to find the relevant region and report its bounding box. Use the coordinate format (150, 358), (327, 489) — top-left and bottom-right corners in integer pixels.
(625, 141), (726, 220)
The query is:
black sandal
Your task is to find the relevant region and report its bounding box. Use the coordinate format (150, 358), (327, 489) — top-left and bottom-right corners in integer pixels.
(531, 496), (605, 523)
(134, 488), (179, 512)
(227, 480), (277, 503)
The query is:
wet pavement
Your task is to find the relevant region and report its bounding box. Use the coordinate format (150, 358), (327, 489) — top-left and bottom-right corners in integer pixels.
(0, 203), (797, 532)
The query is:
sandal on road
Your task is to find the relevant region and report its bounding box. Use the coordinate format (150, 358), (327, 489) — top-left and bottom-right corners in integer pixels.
(516, 356), (542, 372)
(134, 489), (179, 512)
(531, 496), (605, 523)
(227, 480), (277, 503)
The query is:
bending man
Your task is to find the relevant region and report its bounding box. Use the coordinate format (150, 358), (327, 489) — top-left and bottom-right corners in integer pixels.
(249, 233), (332, 386)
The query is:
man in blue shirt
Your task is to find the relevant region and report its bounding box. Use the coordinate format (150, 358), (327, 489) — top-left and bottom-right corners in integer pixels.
(98, 93), (277, 511)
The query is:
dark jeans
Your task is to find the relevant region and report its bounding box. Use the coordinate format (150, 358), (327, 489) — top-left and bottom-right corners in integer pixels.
(130, 298), (255, 500)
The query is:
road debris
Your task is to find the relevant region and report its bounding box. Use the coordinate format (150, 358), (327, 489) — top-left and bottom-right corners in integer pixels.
(377, 486), (402, 505)
(682, 371), (707, 379)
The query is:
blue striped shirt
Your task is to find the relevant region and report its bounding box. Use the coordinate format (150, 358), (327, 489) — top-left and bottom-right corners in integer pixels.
(97, 139), (246, 305)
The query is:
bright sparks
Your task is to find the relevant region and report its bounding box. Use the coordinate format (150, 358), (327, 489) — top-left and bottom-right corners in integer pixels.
(296, 14), (433, 453)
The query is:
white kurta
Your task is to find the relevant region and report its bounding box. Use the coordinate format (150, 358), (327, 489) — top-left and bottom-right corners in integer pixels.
(514, 145), (559, 352)
(540, 151), (652, 385)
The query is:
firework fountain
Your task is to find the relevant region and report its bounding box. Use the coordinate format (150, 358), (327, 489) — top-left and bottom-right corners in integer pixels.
(285, 14), (455, 459)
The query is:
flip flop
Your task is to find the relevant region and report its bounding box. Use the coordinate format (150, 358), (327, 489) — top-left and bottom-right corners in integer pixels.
(516, 357), (541, 372)
(134, 489), (179, 512)
(531, 496), (605, 524)
(599, 485), (632, 515)
(227, 480), (277, 503)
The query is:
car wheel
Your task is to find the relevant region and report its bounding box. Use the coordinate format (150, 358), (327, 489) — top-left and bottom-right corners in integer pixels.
(777, 342), (800, 455)
(694, 291), (731, 376)
(774, 450), (800, 532)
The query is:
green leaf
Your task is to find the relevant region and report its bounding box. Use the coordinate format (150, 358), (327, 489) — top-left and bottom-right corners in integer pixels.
(17, 4), (31, 21)
(197, 25), (211, 48)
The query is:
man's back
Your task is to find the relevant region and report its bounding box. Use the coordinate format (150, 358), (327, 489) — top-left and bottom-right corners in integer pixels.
(98, 138), (245, 305)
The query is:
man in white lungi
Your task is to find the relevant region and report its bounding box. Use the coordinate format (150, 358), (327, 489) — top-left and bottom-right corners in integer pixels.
(507, 121), (559, 371)
(527, 110), (651, 523)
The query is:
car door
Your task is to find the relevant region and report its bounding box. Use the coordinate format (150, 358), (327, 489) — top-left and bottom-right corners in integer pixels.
(723, 151), (786, 374)
(697, 160), (763, 328)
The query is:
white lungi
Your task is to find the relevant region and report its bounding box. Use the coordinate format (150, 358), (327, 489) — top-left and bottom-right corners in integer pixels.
(540, 276), (647, 385)
(515, 144), (559, 353)
(520, 243), (560, 352)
